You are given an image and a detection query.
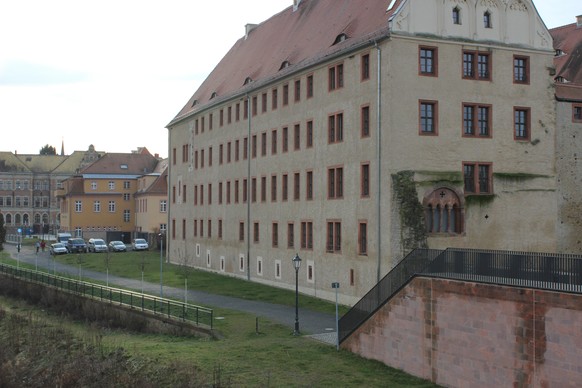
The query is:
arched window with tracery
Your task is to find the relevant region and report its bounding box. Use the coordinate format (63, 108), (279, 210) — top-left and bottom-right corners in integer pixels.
(423, 188), (464, 235)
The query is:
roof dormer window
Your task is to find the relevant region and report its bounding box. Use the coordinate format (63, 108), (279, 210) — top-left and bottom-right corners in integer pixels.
(279, 60), (291, 70)
(244, 77), (253, 85)
(191, 99), (198, 107)
(333, 33), (348, 45)
(555, 49), (565, 57)
(210, 92), (218, 100)
(555, 76), (568, 83)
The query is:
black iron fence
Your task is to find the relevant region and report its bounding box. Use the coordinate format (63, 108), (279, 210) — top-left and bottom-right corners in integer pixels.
(338, 249), (442, 344)
(422, 248), (582, 293)
(0, 263), (213, 329)
(339, 248), (582, 344)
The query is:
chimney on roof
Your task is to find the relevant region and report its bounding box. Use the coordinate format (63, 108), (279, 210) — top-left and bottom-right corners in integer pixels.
(577, 15), (582, 28)
(293, 0), (302, 12)
(245, 23), (258, 39)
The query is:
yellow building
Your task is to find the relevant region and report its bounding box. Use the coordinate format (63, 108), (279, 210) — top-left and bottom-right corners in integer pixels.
(58, 149), (160, 243)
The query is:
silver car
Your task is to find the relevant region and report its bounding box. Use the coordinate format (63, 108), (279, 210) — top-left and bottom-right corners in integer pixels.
(108, 241), (127, 252)
(132, 238), (149, 251)
(50, 242), (68, 255)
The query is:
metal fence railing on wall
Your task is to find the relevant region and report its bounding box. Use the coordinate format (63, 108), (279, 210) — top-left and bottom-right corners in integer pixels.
(338, 249), (443, 344)
(421, 248), (582, 294)
(0, 263), (213, 329)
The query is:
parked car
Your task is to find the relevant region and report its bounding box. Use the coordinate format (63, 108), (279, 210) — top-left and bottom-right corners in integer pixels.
(66, 238), (88, 253)
(132, 238), (149, 251)
(49, 242), (68, 255)
(108, 241), (127, 252)
(87, 238), (108, 253)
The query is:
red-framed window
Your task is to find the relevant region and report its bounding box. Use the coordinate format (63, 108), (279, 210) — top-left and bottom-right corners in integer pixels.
(514, 107), (530, 141)
(463, 103), (492, 138)
(513, 55), (529, 84)
(419, 100), (438, 135)
(326, 220), (341, 253)
(419, 46), (438, 76)
(463, 50), (491, 80)
(328, 63), (344, 91)
(463, 162), (492, 195)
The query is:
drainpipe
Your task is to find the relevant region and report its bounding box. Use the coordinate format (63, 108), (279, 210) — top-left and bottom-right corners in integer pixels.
(375, 41), (382, 284)
(246, 95), (251, 281)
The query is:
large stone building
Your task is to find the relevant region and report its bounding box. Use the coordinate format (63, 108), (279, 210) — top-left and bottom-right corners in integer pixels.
(0, 145), (105, 236)
(166, 0), (560, 304)
(551, 16), (582, 253)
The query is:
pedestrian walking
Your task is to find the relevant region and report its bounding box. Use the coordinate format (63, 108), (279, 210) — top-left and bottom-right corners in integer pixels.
(41, 240), (46, 252)
(35, 241), (40, 254)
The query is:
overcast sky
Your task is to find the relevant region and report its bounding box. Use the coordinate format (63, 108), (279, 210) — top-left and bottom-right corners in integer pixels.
(0, 0), (579, 158)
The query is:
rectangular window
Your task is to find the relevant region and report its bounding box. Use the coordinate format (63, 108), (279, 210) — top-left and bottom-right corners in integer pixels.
(219, 182), (223, 204)
(361, 163), (370, 197)
(307, 74), (314, 98)
(514, 107), (530, 140)
(283, 84), (289, 105)
(361, 106), (370, 137)
(271, 129), (278, 154)
(243, 178), (247, 203)
(282, 127), (289, 152)
(294, 124), (300, 150)
(262, 92), (267, 113)
(272, 88), (278, 110)
(160, 200), (167, 212)
(282, 174), (288, 201)
(261, 132), (267, 156)
(228, 106), (232, 123)
(93, 200), (101, 212)
(208, 146), (213, 166)
(208, 184), (212, 205)
(243, 137), (248, 160)
(235, 139), (240, 161)
(239, 222), (244, 241)
(261, 176), (267, 202)
(306, 120), (313, 148)
(252, 135), (257, 158)
(183, 184), (187, 203)
(252, 95), (258, 116)
(271, 175), (277, 202)
(328, 63), (344, 91)
(513, 55), (529, 84)
(200, 184), (204, 205)
(359, 222), (367, 255)
(244, 99), (249, 119)
(419, 46), (437, 76)
(294, 79), (301, 102)
(208, 220), (212, 238)
(301, 221), (313, 250)
(574, 104), (582, 123)
(236, 103), (240, 121)
(306, 170), (313, 200)
(328, 113), (344, 143)
(464, 162), (492, 194)
(75, 200), (82, 212)
(220, 109), (224, 126)
(326, 221), (341, 253)
(124, 210), (130, 223)
(251, 177), (257, 203)
(419, 101), (438, 135)
(108, 200), (115, 212)
(463, 103), (491, 137)
(463, 51), (491, 80)
(253, 222), (259, 243)
(294, 172), (300, 201)
(209, 113), (213, 130)
(218, 219), (223, 239)
(328, 167), (344, 199)
(272, 222), (279, 247)
(201, 149), (205, 168)
(361, 53), (370, 81)
(287, 222), (294, 248)
(226, 181), (231, 204)
(219, 144), (223, 164)
(234, 180), (239, 203)
(453, 7), (461, 24)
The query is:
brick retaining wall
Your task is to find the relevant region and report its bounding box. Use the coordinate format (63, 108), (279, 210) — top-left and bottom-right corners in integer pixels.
(341, 277), (582, 387)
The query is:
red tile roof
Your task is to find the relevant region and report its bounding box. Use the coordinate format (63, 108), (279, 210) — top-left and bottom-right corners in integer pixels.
(555, 83), (582, 103)
(170, 0), (402, 125)
(551, 22), (582, 85)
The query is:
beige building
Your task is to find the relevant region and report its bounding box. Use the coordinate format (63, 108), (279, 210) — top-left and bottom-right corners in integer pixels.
(0, 145), (105, 236)
(134, 163), (169, 245)
(57, 149), (160, 242)
(166, 0), (557, 304)
(551, 16), (582, 253)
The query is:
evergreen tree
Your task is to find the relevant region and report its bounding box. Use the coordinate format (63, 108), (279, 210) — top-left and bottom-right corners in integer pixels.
(39, 145), (57, 155)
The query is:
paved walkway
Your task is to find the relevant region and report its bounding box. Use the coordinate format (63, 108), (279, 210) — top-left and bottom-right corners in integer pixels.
(4, 243), (338, 345)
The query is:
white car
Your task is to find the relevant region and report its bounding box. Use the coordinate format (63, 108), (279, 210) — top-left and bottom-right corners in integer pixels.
(132, 238), (149, 251)
(50, 242), (68, 255)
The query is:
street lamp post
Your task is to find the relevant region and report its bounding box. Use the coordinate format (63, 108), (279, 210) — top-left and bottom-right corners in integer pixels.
(159, 233), (164, 299)
(292, 253), (302, 336)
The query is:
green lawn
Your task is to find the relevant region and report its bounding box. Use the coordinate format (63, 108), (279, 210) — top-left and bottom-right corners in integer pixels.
(0, 249), (438, 387)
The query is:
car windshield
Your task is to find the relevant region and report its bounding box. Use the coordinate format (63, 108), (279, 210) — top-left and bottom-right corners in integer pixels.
(135, 239), (146, 244)
(94, 241), (105, 245)
(53, 243), (64, 248)
(113, 241), (123, 245)
(71, 239), (84, 244)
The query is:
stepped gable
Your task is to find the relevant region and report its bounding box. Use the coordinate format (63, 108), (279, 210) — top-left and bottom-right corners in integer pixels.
(170, 0), (401, 124)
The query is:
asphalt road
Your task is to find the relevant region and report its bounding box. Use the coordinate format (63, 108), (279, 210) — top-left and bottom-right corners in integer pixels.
(4, 243), (337, 339)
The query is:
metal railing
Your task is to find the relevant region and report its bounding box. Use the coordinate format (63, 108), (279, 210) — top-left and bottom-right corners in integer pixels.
(422, 248), (582, 293)
(339, 248), (582, 344)
(0, 263), (213, 329)
(338, 249), (442, 343)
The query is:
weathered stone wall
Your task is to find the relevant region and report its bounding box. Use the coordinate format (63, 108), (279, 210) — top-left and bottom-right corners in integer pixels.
(342, 277), (582, 387)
